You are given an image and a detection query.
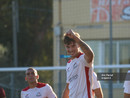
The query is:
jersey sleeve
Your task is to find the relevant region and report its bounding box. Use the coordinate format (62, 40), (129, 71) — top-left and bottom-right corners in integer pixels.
(124, 70), (130, 94)
(92, 72), (101, 90)
(66, 76), (69, 83)
(46, 84), (57, 98)
(21, 91), (23, 98)
(81, 54), (93, 68)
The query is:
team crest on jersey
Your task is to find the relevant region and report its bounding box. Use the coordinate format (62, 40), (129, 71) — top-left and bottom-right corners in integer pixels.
(25, 94), (29, 98)
(36, 92), (41, 97)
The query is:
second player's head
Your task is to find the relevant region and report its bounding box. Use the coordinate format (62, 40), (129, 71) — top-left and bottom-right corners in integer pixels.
(25, 67), (39, 84)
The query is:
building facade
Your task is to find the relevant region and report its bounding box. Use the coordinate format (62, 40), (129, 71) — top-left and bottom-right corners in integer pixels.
(53, 0), (130, 97)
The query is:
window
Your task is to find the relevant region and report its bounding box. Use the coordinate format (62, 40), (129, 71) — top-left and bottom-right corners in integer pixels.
(86, 40), (130, 66)
(86, 40), (130, 85)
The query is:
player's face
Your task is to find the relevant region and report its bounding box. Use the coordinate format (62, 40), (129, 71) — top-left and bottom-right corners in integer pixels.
(25, 69), (38, 83)
(64, 42), (79, 58)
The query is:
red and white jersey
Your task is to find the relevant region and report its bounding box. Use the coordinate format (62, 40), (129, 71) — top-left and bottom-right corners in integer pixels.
(124, 70), (130, 94)
(66, 53), (93, 98)
(92, 72), (101, 90)
(21, 82), (56, 98)
(92, 72), (101, 98)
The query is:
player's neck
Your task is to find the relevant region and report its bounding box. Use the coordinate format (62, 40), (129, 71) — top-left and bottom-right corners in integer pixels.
(71, 52), (82, 60)
(29, 81), (38, 88)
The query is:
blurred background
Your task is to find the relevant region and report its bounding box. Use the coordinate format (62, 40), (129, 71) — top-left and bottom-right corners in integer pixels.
(0, 0), (130, 98)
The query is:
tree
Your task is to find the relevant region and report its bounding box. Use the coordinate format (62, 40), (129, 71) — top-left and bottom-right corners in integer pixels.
(0, 0), (53, 97)
(0, 0), (53, 67)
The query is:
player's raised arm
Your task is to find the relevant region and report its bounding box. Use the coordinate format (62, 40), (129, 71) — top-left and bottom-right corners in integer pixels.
(66, 29), (94, 63)
(63, 29), (94, 98)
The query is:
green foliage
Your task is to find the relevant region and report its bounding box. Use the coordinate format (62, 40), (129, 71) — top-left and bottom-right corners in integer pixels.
(0, 0), (53, 67)
(0, 0), (53, 97)
(0, 0), (13, 66)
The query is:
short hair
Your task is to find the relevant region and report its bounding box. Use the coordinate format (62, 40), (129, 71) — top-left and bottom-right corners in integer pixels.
(26, 67), (38, 76)
(63, 32), (80, 45)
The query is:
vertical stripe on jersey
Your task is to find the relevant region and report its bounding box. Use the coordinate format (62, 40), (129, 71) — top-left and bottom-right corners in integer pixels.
(85, 67), (91, 98)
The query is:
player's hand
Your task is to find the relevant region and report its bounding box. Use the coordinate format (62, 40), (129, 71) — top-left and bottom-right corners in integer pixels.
(66, 29), (76, 39)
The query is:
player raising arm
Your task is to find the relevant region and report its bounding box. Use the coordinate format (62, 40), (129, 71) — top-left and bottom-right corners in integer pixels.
(62, 29), (94, 98)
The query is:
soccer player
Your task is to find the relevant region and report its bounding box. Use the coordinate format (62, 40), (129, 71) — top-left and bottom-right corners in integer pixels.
(92, 72), (103, 98)
(124, 70), (130, 98)
(62, 29), (94, 98)
(0, 87), (6, 98)
(21, 67), (57, 98)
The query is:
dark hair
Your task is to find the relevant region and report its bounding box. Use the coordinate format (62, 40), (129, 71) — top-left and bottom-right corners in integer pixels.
(63, 36), (75, 45)
(63, 31), (80, 45)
